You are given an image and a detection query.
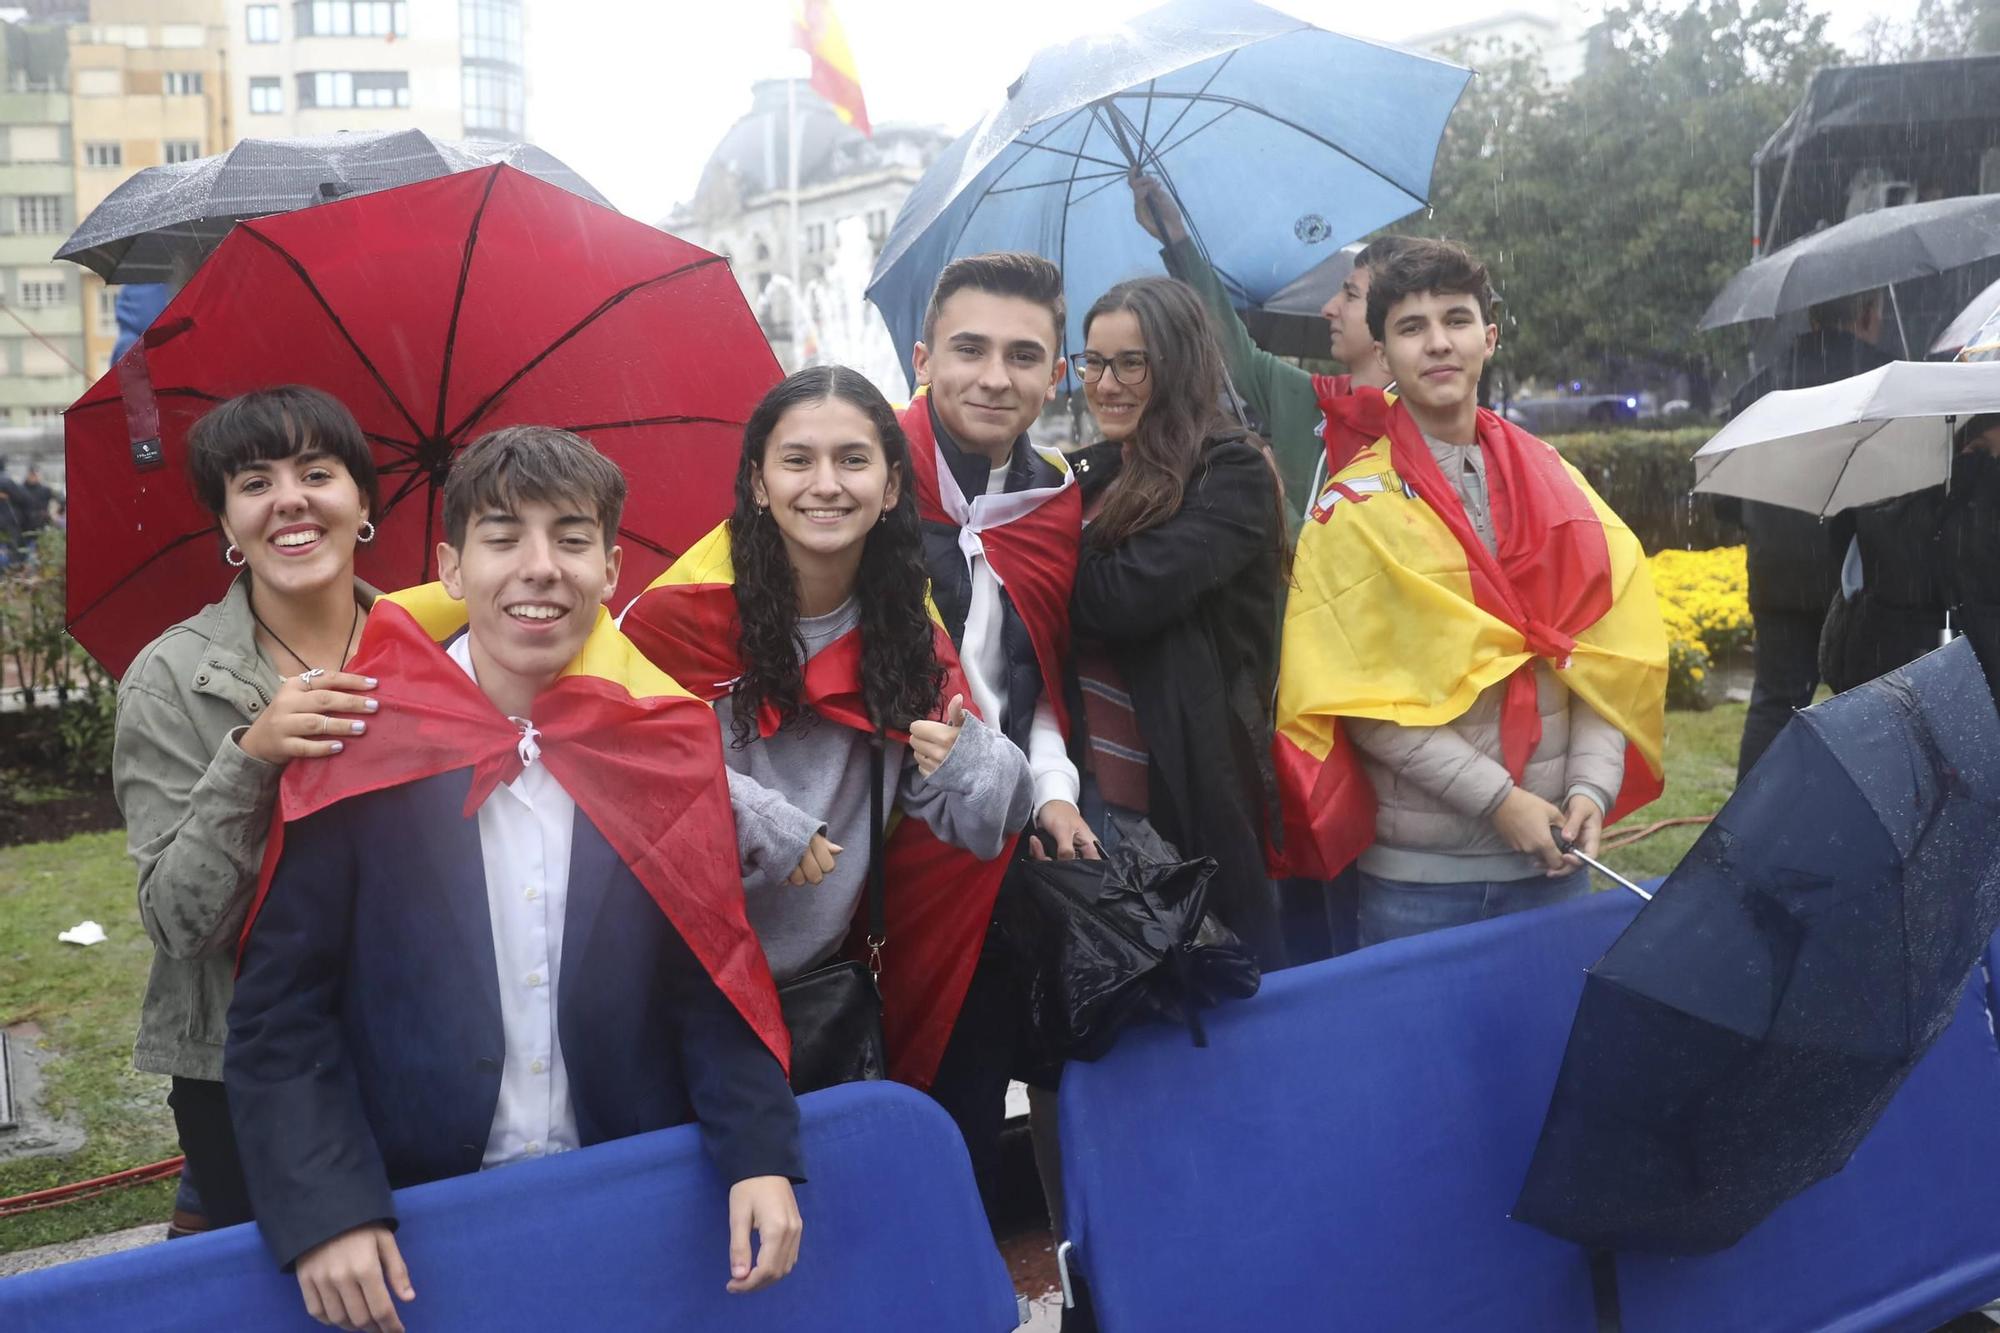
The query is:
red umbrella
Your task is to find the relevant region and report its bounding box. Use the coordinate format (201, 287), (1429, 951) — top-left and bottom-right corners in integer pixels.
(65, 164), (781, 677)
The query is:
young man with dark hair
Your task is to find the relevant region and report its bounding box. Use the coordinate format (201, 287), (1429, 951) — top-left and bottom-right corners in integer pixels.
(1129, 171), (1411, 524)
(228, 427), (802, 1333)
(900, 250), (1092, 1203)
(1271, 239), (1668, 944)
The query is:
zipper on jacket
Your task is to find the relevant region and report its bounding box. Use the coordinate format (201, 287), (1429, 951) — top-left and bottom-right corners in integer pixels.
(209, 659), (274, 710)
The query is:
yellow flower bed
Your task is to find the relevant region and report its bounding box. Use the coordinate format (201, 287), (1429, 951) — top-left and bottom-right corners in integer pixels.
(1648, 546), (1752, 708)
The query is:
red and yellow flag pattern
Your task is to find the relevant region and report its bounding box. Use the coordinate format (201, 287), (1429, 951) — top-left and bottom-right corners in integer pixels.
(242, 583), (789, 1070)
(623, 524), (1015, 1089)
(1271, 391), (1668, 879)
(792, 0), (871, 136)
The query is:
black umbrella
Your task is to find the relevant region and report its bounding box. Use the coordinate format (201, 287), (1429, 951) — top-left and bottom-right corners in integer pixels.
(1513, 638), (2000, 1255)
(1233, 244), (1357, 360)
(1698, 194), (2000, 345)
(56, 129), (608, 284)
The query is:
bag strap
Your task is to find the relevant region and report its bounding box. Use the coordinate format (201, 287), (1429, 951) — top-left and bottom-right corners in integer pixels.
(864, 730), (887, 980)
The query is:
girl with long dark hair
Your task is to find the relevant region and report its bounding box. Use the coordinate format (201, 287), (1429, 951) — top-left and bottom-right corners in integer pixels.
(1069, 276), (1290, 965)
(623, 366), (1031, 1086)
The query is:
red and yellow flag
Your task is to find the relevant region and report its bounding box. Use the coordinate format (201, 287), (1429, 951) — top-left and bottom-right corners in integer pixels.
(792, 0), (871, 136)
(623, 524), (1016, 1089)
(1270, 390), (1668, 879)
(241, 583), (789, 1070)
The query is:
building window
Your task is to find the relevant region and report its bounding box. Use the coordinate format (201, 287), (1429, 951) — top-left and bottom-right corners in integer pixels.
(461, 0), (524, 63)
(299, 71), (410, 109)
(75, 68), (122, 97)
(97, 287), (118, 335)
(164, 71), (204, 96)
(27, 406), (64, 426)
(161, 24), (205, 48)
(9, 126), (61, 162)
(22, 342), (69, 376)
(805, 222), (827, 254)
(461, 66), (524, 136)
(18, 279), (66, 308)
(163, 140), (202, 164)
(867, 208), (889, 241)
(84, 142), (123, 168)
(249, 77), (284, 114)
(296, 1), (408, 37)
(14, 196), (63, 234)
(247, 4), (281, 41)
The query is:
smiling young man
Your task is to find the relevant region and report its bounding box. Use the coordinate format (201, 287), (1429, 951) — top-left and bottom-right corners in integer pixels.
(227, 428), (802, 1333)
(898, 251), (1091, 1206)
(1270, 240), (1668, 945)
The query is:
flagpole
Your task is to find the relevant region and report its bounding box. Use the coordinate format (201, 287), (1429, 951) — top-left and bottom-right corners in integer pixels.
(788, 70), (802, 369)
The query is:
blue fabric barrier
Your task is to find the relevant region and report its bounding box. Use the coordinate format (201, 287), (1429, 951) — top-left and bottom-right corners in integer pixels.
(1617, 982), (2000, 1332)
(1059, 889), (1640, 1331)
(0, 1081), (1018, 1332)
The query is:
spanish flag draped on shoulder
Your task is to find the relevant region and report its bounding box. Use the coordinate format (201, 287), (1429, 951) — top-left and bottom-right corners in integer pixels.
(239, 583), (789, 1072)
(1270, 387), (1668, 880)
(622, 524), (1017, 1090)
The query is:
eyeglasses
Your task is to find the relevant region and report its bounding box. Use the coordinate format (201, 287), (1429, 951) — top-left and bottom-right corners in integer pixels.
(1073, 351), (1152, 386)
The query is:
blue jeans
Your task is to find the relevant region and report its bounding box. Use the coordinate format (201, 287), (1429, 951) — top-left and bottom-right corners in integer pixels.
(1356, 868), (1590, 948)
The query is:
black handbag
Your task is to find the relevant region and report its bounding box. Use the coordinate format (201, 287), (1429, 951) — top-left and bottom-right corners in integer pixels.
(775, 736), (889, 1094)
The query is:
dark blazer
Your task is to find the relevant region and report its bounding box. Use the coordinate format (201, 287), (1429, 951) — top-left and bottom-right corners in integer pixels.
(226, 769), (802, 1269)
(1070, 433), (1287, 968)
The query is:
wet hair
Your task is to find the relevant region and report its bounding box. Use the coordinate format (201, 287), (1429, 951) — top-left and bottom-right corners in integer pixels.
(1808, 289), (1882, 333)
(185, 385), (379, 518)
(441, 425), (626, 550)
(921, 251), (1065, 350)
(727, 366), (945, 745)
(1365, 239), (1496, 342)
(1353, 234), (1414, 275)
(1083, 278), (1293, 573)
(1956, 413), (2000, 450)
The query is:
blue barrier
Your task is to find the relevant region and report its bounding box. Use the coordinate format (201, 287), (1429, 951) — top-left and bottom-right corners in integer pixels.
(1060, 891), (2000, 1332)
(0, 1081), (1019, 1332)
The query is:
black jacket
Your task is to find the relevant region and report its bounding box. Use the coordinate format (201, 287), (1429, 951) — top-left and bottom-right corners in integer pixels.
(226, 770), (802, 1269)
(1943, 449), (2000, 696)
(1819, 487), (1947, 693)
(1070, 433), (1287, 968)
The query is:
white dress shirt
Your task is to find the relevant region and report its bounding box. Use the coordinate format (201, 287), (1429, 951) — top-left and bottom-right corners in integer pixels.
(447, 635), (580, 1169)
(956, 465), (1081, 815)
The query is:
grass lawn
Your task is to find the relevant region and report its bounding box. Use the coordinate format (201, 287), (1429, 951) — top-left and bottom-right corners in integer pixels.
(0, 830), (178, 1255)
(0, 703), (1754, 1256)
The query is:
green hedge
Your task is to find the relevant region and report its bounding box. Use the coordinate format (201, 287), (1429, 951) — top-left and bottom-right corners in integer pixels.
(1549, 426), (1738, 553)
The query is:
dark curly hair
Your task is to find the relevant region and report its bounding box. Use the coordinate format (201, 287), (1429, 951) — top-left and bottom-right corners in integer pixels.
(727, 366), (945, 747)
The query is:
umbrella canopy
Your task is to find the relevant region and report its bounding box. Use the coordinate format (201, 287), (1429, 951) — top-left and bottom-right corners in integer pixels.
(1514, 638), (2000, 1255)
(56, 129), (608, 285)
(865, 0), (1469, 383)
(1690, 359), (2000, 515)
(1698, 193), (2000, 333)
(65, 164), (779, 678)
(1935, 273), (2000, 361)
(1237, 243), (1358, 361)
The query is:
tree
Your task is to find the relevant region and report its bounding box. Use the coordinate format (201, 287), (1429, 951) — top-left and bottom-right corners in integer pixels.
(1859, 0), (2000, 61)
(1409, 0), (1843, 407)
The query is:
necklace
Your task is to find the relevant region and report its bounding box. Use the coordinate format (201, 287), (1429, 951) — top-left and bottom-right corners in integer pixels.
(249, 587), (361, 676)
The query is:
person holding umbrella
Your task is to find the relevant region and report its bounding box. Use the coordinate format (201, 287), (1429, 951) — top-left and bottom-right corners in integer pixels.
(114, 386), (382, 1235)
(1942, 414), (2000, 691)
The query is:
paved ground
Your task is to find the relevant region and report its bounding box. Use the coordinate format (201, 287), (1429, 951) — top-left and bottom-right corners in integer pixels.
(0, 1222), (163, 1279)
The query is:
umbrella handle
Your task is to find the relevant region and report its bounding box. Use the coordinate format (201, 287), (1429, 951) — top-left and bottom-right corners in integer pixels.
(1554, 831), (1654, 902)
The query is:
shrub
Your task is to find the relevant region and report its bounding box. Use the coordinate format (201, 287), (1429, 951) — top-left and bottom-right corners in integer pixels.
(1551, 427), (1739, 553)
(1648, 545), (1751, 709)
(0, 530), (116, 782)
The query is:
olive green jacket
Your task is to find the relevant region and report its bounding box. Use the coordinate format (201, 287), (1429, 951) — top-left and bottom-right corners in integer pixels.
(115, 576), (371, 1081)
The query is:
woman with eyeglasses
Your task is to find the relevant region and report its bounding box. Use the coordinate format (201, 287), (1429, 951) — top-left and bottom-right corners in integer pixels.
(1068, 276), (1291, 966)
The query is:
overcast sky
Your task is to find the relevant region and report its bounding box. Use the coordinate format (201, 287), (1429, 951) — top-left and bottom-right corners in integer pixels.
(523, 0), (1907, 226)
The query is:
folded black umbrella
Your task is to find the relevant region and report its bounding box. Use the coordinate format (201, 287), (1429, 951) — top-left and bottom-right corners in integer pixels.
(999, 817), (1260, 1064)
(56, 129), (608, 284)
(1514, 638), (2000, 1254)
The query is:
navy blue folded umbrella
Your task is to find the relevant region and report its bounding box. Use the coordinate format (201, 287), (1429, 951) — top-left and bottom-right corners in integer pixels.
(1514, 639), (2000, 1255)
(865, 0), (1470, 385)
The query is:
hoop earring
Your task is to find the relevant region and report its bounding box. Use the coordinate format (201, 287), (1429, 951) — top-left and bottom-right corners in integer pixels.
(224, 544), (246, 568)
(357, 520), (376, 545)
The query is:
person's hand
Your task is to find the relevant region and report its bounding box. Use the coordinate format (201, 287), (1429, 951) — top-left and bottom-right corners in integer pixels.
(1490, 786), (1568, 874)
(1557, 793), (1605, 875)
(294, 1224), (413, 1333)
(906, 694), (967, 778)
(726, 1175), (802, 1293)
(1128, 170), (1189, 245)
(239, 670), (378, 766)
(1029, 799), (1103, 862)
(786, 832), (842, 887)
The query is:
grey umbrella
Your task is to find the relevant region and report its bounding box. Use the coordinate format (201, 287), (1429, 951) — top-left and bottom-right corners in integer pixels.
(56, 129), (609, 284)
(1698, 193), (2000, 347)
(1234, 243), (1357, 360)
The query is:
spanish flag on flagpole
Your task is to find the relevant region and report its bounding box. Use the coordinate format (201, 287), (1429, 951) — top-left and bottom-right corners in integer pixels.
(623, 524), (1017, 1089)
(240, 584), (790, 1071)
(792, 0), (871, 136)
(1270, 389), (1669, 880)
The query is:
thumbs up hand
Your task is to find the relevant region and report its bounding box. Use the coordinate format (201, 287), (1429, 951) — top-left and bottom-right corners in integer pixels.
(907, 694), (967, 778)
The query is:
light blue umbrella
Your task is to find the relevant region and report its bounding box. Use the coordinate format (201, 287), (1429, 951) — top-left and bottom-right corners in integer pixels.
(865, 0), (1471, 386)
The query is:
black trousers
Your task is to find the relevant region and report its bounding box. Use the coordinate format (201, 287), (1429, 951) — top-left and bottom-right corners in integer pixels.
(1738, 606), (1823, 781)
(926, 921), (1025, 1210)
(168, 1076), (253, 1228)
